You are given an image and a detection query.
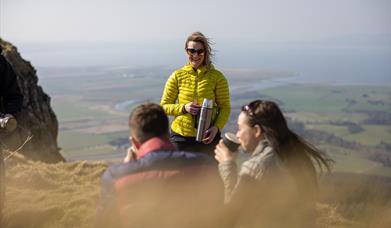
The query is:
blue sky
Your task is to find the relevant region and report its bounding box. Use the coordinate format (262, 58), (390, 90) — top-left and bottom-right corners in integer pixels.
(1, 0), (390, 44)
(1, 0), (390, 84)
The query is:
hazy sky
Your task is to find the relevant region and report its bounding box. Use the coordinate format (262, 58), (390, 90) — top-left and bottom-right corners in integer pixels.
(1, 0), (390, 44)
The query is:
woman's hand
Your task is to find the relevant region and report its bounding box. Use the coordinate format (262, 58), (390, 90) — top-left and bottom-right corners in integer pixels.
(202, 126), (218, 144)
(184, 102), (201, 116)
(214, 139), (237, 163)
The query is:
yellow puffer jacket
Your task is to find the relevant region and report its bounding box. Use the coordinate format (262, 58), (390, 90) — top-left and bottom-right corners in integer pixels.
(161, 64), (230, 137)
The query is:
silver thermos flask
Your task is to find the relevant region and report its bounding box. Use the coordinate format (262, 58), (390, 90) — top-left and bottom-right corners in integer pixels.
(0, 115), (17, 132)
(196, 99), (213, 142)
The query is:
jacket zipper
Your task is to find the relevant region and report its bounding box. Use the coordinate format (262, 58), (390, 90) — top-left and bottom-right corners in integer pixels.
(193, 70), (199, 128)
(194, 71), (198, 104)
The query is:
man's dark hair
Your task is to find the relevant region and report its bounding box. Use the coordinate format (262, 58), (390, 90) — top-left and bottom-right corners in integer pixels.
(129, 103), (169, 143)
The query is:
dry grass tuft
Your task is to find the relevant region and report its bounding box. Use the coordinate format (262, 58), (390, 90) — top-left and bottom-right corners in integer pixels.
(4, 153), (107, 228)
(2, 153), (388, 228)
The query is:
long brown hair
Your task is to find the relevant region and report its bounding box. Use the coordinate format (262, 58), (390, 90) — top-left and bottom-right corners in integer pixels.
(242, 100), (333, 186)
(185, 32), (214, 68)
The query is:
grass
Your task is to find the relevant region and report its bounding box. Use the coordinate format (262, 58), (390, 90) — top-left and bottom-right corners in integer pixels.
(307, 124), (349, 137)
(4, 153), (390, 228)
(48, 69), (389, 177)
(61, 145), (117, 158)
(318, 172), (391, 228)
(261, 85), (390, 113)
(320, 145), (391, 177)
(344, 125), (391, 146)
(307, 124), (391, 147)
(286, 112), (368, 123)
(258, 84), (391, 177)
(261, 85), (352, 112)
(58, 130), (128, 152)
(52, 100), (108, 121)
(81, 77), (165, 103)
(4, 154), (107, 228)
(366, 165), (391, 177)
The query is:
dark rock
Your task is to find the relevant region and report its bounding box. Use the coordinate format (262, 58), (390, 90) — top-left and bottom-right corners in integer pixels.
(0, 39), (64, 163)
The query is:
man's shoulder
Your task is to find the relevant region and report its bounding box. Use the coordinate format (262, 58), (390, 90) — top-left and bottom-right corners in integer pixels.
(104, 159), (143, 181)
(145, 150), (216, 169)
(104, 150), (215, 181)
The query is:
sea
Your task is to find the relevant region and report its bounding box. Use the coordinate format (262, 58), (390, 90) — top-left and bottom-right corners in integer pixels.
(14, 42), (391, 86)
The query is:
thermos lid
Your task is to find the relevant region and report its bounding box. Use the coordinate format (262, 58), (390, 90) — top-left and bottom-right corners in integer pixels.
(1, 116), (17, 132)
(6, 117), (17, 131)
(202, 98), (213, 108)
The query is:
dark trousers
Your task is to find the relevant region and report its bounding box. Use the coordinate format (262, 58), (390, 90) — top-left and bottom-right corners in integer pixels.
(170, 131), (221, 158)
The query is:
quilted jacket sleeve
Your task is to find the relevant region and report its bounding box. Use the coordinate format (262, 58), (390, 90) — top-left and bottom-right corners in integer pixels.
(160, 72), (185, 116)
(214, 73), (230, 130)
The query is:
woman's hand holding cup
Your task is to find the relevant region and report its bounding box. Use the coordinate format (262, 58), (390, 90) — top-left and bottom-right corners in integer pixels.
(222, 132), (240, 152)
(214, 132), (240, 163)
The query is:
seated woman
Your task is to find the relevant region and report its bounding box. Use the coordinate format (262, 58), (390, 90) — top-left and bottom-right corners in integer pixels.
(214, 100), (332, 228)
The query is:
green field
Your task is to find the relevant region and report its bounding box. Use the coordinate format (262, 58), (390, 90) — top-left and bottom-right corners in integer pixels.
(261, 84), (390, 137)
(46, 66), (391, 177)
(58, 130), (128, 159)
(322, 145), (391, 176)
(308, 124), (391, 146)
(258, 84), (391, 177)
(59, 131), (125, 150)
(345, 125), (391, 146)
(261, 85), (390, 113)
(53, 99), (109, 121)
(287, 112), (368, 123)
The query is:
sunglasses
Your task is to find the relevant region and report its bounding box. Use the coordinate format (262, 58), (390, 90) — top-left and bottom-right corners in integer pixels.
(186, 48), (205, 55)
(242, 103), (264, 128)
(242, 104), (255, 117)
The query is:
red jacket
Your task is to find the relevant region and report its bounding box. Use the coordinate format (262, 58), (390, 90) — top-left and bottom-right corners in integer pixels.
(96, 137), (222, 228)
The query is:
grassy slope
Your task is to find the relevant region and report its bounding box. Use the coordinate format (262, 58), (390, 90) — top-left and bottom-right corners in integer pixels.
(6, 154), (386, 228)
(4, 154), (107, 228)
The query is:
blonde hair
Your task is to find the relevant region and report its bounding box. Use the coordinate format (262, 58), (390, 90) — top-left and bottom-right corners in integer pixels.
(185, 32), (214, 68)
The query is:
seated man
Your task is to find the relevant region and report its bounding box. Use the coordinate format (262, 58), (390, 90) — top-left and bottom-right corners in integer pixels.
(96, 103), (222, 228)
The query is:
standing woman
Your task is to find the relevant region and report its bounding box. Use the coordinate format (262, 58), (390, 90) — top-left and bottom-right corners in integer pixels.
(161, 32), (230, 157)
(215, 100), (332, 228)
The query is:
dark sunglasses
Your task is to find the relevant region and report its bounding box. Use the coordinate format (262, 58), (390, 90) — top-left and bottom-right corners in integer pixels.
(186, 48), (205, 55)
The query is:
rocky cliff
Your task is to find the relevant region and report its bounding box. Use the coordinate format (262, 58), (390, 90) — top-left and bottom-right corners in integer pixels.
(0, 39), (64, 163)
